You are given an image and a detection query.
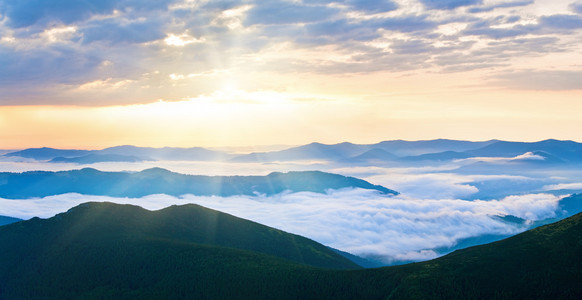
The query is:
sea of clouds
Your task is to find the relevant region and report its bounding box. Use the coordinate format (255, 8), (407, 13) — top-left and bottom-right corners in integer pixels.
(1, 157), (579, 264)
(0, 189), (563, 264)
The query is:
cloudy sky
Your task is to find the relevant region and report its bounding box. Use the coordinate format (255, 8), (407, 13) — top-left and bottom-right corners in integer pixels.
(1, 0), (582, 148)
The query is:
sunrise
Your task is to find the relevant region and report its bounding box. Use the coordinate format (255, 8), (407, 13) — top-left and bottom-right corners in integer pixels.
(2, 0), (582, 148)
(1, 0), (582, 298)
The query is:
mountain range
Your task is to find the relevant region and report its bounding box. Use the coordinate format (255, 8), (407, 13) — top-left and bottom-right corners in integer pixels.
(0, 168), (397, 199)
(5, 139), (582, 165)
(0, 201), (580, 299)
(0, 216), (21, 226)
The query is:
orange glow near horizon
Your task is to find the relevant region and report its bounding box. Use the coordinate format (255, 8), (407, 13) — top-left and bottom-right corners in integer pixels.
(3, 84), (582, 149)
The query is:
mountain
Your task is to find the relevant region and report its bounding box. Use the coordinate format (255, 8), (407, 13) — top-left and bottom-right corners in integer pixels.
(7, 139), (581, 164)
(367, 211), (582, 299)
(373, 139), (498, 156)
(3, 146), (233, 162)
(3, 147), (91, 160)
(466, 139), (582, 162)
(0, 150), (15, 156)
(1, 203), (581, 299)
(231, 142), (369, 162)
(0, 202), (359, 299)
(49, 154), (152, 164)
(0, 216), (21, 226)
(399, 150), (471, 162)
(0, 168), (397, 199)
(344, 148), (399, 163)
(95, 145), (233, 161)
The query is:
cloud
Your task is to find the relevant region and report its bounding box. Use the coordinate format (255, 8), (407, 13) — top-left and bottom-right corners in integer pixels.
(511, 152), (545, 161)
(81, 18), (167, 45)
(539, 14), (582, 30)
(0, 190), (563, 264)
(344, 0), (399, 13)
(244, 1), (340, 25)
(1, 0), (582, 106)
(463, 13), (582, 39)
(377, 15), (439, 32)
(492, 70), (582, 90)
(468, 0), (534, 13)
(543, 182), (582, 191)
(366, 172), (479, 199)
(419, 0), (483, 10)
(1, 0), (174, 28)
(571, 2), (582, 14)
(0, 45), (103, 86)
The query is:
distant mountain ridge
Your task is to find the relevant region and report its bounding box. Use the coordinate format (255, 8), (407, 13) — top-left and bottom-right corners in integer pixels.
(4, 139), (582, 164)
(0, 168), (397, 199)
(230, 139), (497, 162)
(4, 147), (91, 160)
(0, 216), (21, 226)
(2, 146), (233, 162)
(49, 154), (152, 164)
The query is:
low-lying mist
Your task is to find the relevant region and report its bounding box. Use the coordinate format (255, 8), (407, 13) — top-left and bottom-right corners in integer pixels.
(0, 189), (564, 264)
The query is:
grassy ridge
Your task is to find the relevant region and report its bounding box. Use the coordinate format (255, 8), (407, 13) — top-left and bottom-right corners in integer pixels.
(0, 202), (581, 299)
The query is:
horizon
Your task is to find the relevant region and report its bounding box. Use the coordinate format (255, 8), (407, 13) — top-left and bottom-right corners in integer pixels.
(3, 137), (582, 151)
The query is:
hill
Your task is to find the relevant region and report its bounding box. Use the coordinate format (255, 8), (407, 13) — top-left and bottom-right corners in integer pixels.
(3, 146), (233, 162)
(399, 150), (471, 162)
(344, 148), (398, 163)
(378, 211), (582, 298)
(230, 142), (368, 162)
(373, 139), (497, 156)
(466, 139), (582, 163)
(0, 168), (397, 198)
(0, 216), (21, 226)
(49, 154), (152, 164)
(231, 139), (498, 162)
(3, 147), (91, 160)
(95, 145), (233, 161)
(1, 203), (581, 299)
(0, 202), (359, 299)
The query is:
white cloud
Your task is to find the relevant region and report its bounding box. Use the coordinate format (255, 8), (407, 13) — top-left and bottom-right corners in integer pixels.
(512, 151), (545, 161)
(0, 190), (563, 264)
(365, 172), (479, 198)
(543, 182), (582, 191)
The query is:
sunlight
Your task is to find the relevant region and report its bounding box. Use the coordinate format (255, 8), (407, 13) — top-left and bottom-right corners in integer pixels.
(164, 33), (203, 47)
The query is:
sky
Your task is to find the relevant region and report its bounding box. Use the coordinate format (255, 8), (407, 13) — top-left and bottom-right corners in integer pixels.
(1, 0), (582, 148)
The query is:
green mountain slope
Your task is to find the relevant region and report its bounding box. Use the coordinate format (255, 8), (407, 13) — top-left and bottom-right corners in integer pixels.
(1, 203), (581, 299)
(0, 168), (397, 198)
